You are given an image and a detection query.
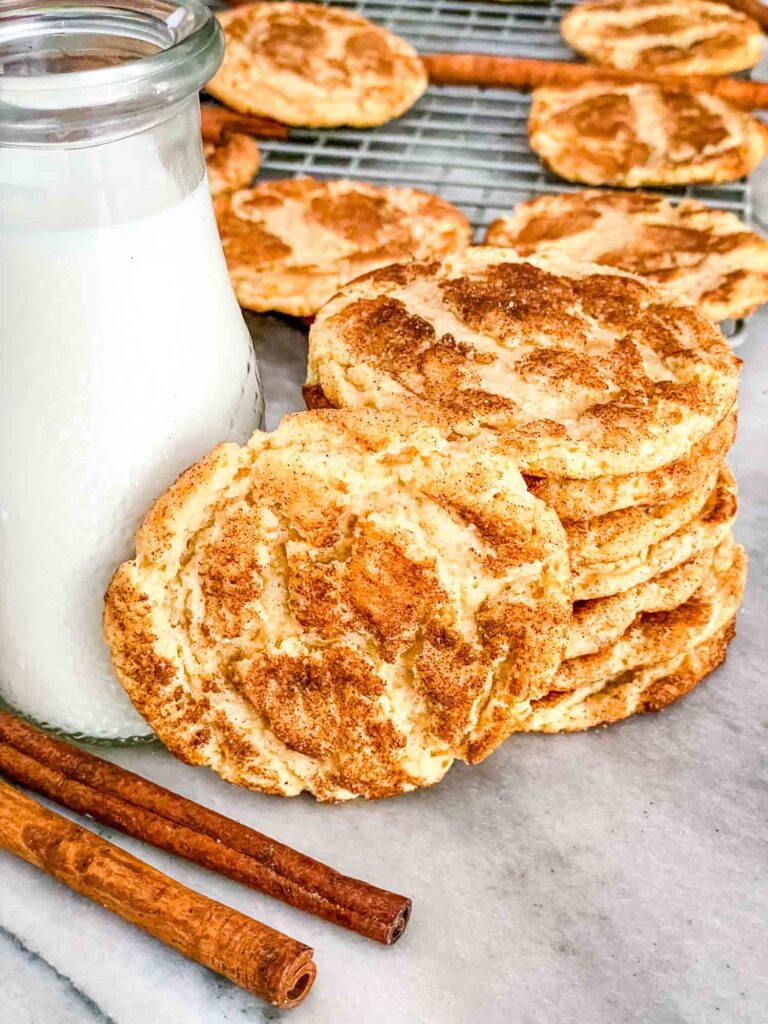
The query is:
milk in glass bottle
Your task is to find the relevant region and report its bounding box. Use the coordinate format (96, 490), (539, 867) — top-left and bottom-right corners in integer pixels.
(0, 0), (264, 739)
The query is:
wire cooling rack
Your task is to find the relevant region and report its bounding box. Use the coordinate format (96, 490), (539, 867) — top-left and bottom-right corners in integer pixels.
(249, 0), (754, 241)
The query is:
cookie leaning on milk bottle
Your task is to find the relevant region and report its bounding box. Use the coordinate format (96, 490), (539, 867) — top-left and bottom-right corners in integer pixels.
(104, 409), (572, 801)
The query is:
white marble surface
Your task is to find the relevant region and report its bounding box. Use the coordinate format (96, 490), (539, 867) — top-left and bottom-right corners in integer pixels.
(2, 307), (766, 1024)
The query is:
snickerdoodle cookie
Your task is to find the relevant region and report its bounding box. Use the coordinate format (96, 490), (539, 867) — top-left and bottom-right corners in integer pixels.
(524, 406), (736, 521)
(513, 536), (745, 733)
(528, 82), (768, 186)
(571, 465), (737, 600)
(207, 2), (427, 128)
(486, 192), (768, 322)
(306, 248), (740, 478)
(561, 0), (763, 76)
(104, 409), (571, 801)
(215, 178), (470, 316)
(561, 532), (744, 692)
(515, 618), (736, 732)
(566, 542), (721, 659)
(204, 133), (260, 197)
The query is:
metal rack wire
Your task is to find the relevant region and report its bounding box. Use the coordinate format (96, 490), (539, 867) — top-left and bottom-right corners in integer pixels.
(252, 0), (754, 241)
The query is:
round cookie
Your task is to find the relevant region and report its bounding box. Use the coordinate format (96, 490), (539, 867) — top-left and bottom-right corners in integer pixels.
(104, 409), (572, 801)
(206, 2), (427, 128)
(204, 133), (260, 197)
(567, 540), (722, 659)
(307, 247), (740, 478)
(561, 0), (763, 76)
(528, 82), (768, 187)
(214, 178), (471, 317)
(573, 464), (737, 600)
(526, 406), (736, 522)
(514, 617), (736, 733)
(565, 464), (718, 568)
(485, 191), (768, 323)
(561, 534), (745, 693)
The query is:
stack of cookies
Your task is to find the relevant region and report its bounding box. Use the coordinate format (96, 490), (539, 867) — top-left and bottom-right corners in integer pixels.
(102, 5), (754, 803)
(305, 247), (745, 738)
(105, 247), (746, 800)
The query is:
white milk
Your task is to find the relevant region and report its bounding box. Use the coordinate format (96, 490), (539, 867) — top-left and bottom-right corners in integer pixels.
(0, 147), (262, 738)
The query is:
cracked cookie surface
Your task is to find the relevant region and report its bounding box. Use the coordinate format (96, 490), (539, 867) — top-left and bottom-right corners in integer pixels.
(561, 0), (763, 76)
(486, 192), (768, 322)
(104, 409), (571, 800)
(529, 82), (768, 187)
(215, 178), (470, 317)
(307, 248), (740, 478)
(207, 2), (427, 128)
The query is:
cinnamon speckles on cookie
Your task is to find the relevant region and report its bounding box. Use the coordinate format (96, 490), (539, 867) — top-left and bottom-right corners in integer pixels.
(561, 0), (763, 76)
(104, 410), (571, 801)
(529, 82), (768, 187)
(215, 179), (470, 317)
(207, 2), (427, 128)
(204, 133), (260, 197)
(307, 248), (740, 478)
(486, 191), (768, 322)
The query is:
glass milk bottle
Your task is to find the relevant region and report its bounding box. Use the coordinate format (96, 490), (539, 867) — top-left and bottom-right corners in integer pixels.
(0, 0), (264, 740)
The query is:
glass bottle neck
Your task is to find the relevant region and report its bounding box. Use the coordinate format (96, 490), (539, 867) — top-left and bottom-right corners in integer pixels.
(0, 0), (222, 148)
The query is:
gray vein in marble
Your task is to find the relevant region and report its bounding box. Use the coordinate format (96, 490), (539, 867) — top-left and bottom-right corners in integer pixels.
(0, 925), (116, 1024)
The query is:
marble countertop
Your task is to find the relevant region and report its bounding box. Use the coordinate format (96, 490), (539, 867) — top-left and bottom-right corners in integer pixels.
(2, 308), (766, 1024)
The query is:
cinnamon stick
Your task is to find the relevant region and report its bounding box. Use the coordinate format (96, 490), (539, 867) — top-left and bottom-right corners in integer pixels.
(0, 779), (316, 1008)
(421, 54), (768, 110)
(0, 711), (411, 945)
(200, 105), (289, 142)
(719, 0), (768, 31)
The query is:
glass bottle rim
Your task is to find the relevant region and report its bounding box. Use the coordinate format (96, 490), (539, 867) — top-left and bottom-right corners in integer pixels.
(0, 0), (223, 146)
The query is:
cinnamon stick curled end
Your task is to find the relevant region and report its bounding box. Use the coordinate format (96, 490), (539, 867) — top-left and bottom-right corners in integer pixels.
(246, 942), (317, 1009)
(386, 901), (412, 944)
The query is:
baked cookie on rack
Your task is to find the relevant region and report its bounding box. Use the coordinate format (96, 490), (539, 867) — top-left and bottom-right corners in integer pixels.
(104, 409), (572, 801)
(528, 82), (768, 186)
(561, 0), (763, 76)
(204, 132), (260, 197)
(215, 178), (471, 317)
(486, 191), (768, 322)
(206, 2), (427, 127)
